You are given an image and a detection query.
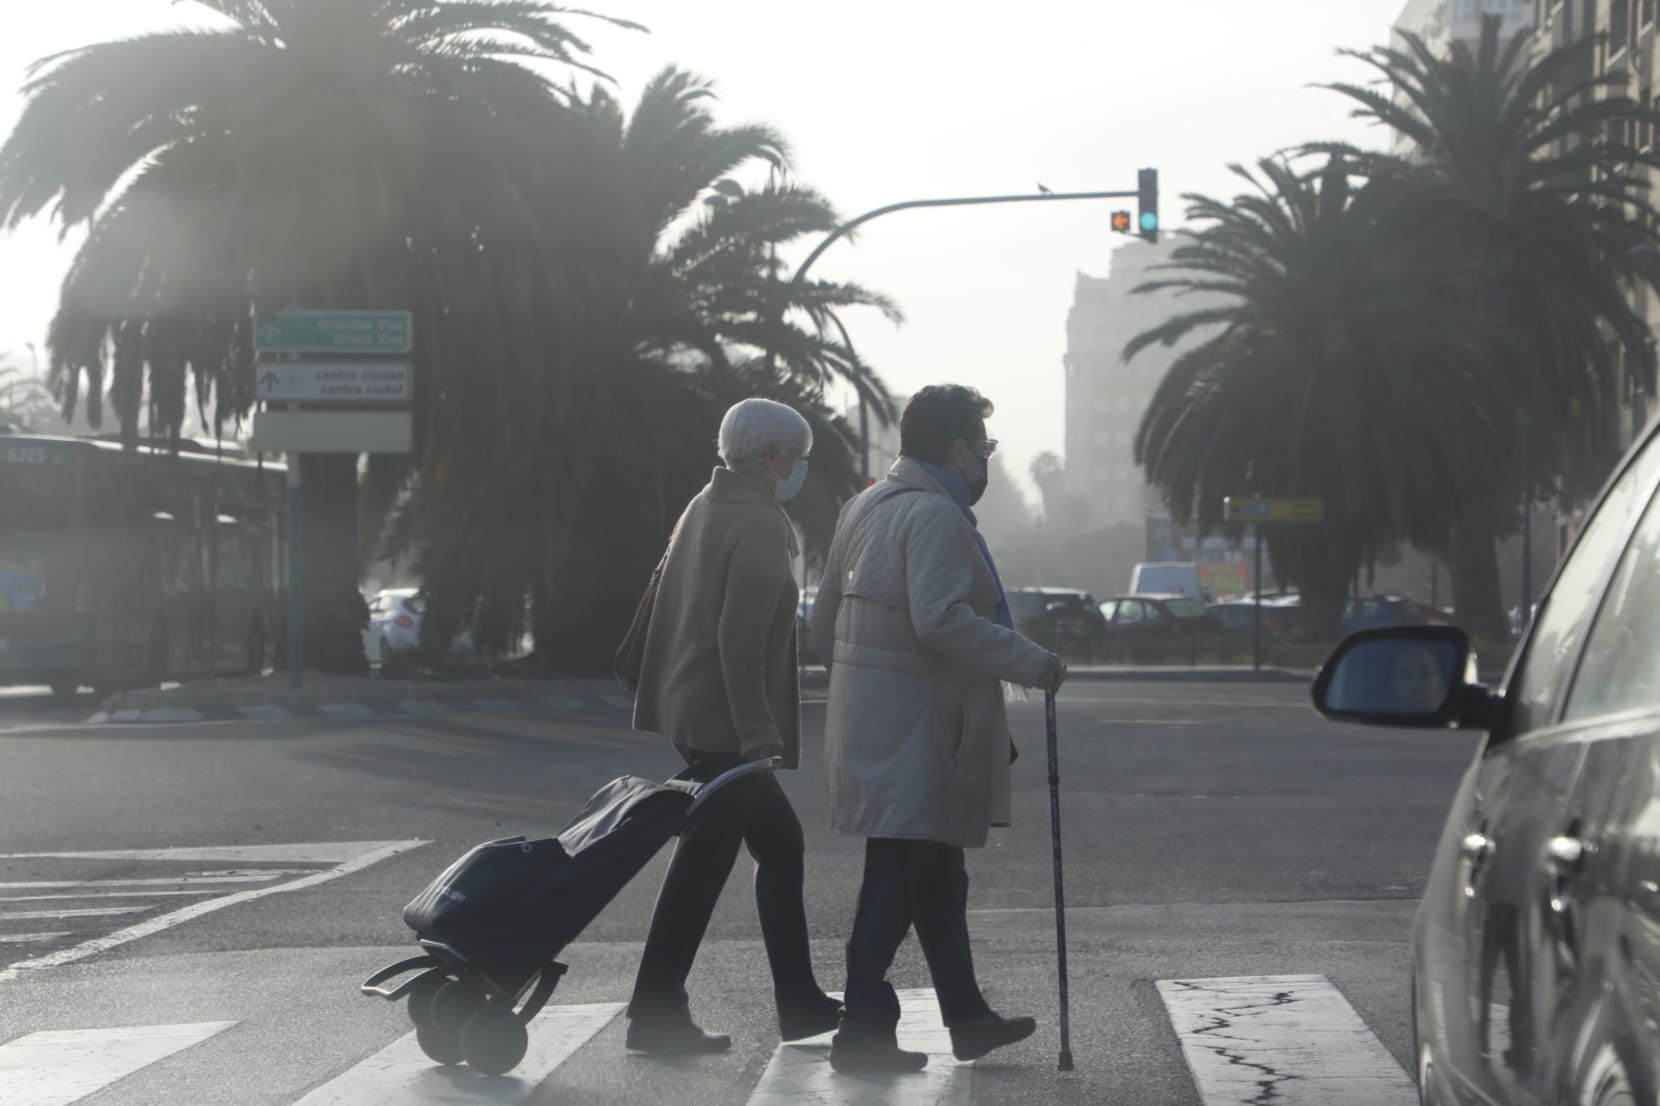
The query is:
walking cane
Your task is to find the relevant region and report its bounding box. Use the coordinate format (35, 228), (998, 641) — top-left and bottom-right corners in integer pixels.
(1045, 690), (1075, 1071)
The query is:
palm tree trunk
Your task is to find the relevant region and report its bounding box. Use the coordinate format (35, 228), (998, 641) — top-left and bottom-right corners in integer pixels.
(1452, 500), (1511, 645)
(297, 452), (369, 675)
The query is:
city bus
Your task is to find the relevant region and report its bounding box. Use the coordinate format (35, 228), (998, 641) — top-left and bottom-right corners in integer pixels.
(0, 433), (285, 696)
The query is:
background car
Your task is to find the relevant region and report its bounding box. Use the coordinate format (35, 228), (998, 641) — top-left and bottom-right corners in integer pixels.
(1008, 587), (1107, 661)
(1208, 595), (1299, 637)
(797, 585), (820, 666)
(1343, 593), (1454, 632)
(1311, 420), (1660, 1104)
(1098, 594), (1223, 648)
(363, 588), (474, 668)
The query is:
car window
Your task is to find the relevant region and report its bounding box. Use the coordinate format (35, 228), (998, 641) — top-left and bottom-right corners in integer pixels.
(1513, 439), (1660, 733)
(1165, 599), (1207, 619)
(1564, 481), (1660, 720)
(406, 596), (427, 615)
(1116, 600), (1146, 623)
(1098, 600), (1118, 620)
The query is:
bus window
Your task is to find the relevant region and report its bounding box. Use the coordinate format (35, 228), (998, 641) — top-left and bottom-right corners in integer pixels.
(0, 450), (74, 614)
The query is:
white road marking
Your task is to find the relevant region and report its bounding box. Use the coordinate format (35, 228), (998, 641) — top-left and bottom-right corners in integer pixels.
(0, 841), (426, 984)
(293, 1002), (624, 1105)
(745, 988), (970, 1106)
(0, 933), (69, 945)
(1157, 975), (1416, 1106)
(0, 1021), (235, 1106)
(0, 890), (221, 902)
(0, 870), (306, 892)
(0, 842), (416, 864)
(0, 907), (152, 920)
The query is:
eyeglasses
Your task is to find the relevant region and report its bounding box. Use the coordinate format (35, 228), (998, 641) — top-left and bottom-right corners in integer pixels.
(974, 439), (999, 459)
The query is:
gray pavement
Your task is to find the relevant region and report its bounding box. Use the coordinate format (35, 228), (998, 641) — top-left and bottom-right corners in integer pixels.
(0, 679), (1480, 1104)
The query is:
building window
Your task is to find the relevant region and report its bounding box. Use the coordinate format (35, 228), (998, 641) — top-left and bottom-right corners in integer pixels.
(1614, 0), (1631, 54)
(1645, 0), (1656, 27)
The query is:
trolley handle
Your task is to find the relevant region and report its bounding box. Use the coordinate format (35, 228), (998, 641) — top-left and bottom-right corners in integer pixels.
(688, 756), (782, 815)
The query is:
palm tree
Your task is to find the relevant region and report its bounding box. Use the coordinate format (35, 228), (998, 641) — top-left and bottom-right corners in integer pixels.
(1126, 157), (1510, 640)
(1314, 14), (1660, 640)
(384, 69), (901, 668)
(0, 0), (640, 671)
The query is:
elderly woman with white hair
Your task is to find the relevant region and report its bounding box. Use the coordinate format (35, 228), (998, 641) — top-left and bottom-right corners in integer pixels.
(624, 397), (842, 1055)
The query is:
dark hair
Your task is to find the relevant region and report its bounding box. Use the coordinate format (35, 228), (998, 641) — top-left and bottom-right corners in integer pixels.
(899, 385), (994, 466)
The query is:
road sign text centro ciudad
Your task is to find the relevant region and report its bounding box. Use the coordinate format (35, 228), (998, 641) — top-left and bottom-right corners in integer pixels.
(256, 362), (410, 405)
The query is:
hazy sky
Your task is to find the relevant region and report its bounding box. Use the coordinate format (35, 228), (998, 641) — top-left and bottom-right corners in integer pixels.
(0, 0), (1408, 500)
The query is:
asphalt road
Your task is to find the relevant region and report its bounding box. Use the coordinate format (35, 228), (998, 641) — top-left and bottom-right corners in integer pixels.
(0, 679), (1482, 1105)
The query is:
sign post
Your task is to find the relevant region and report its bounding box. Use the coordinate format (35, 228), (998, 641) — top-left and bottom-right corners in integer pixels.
(1223, 498), (1326, 671)
(254, 311), (415, 688)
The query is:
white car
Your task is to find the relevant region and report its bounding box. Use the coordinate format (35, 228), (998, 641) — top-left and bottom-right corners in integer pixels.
(363, 588), (473, 666)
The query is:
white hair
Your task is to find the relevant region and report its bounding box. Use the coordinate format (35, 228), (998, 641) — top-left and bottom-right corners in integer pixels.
(718, 398), (812, 464)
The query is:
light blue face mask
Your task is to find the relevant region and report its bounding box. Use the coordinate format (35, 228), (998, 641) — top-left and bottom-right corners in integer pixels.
(775, 457), (809, 502)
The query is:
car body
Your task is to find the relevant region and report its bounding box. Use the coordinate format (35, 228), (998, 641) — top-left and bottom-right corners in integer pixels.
(1098, 594), (1223, 644)
(1344, 594), (1455, 633)
(363, 588), (473, 665)
(1209, 597), (1297, 637)
(1312, 418), (1660, 1104)
(1008, 587), (1107, 661)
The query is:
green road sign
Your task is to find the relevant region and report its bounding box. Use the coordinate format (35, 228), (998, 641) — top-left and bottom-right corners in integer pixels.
(254, 311), (412, 355)
(1223, 497), (1324, 524)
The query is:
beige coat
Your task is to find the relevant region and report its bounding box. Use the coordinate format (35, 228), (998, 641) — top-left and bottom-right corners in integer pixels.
(633, 467), (801, 768)
(810, 458), (1051, 848)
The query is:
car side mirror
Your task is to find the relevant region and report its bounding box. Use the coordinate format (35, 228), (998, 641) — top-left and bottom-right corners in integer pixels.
(1311, 626), (1494, 729)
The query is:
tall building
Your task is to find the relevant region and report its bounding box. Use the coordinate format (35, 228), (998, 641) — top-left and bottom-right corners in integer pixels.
(1062, 242), (1183, 528)
(1392, 0), (1536, 155)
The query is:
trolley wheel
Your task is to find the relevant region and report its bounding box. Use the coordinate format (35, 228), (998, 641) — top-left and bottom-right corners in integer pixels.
(415, 1022), (466, 1066)
(429, 977), (488, 1038)
(405, 971), (450, 1032)
(461, 1004), (529, 1076)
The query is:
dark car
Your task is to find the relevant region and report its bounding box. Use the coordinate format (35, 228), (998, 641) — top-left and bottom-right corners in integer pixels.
(797, 586), (820, 666)
(1209, 596), (1298, 637)
(1098, 595), (1223, 647)
(1312, 419), (1660, 1103)
(1007, 587), (1107, 662)
(1343, 594), (1455, 633)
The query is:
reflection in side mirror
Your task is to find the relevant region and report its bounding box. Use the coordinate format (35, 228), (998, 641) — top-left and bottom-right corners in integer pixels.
(1313, 627), (1471, 727)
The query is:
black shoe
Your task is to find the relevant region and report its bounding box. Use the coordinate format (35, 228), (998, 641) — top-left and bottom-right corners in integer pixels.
(625, 1016), (732, 1055)
(950, 1012), (1037, 1061)
(778, 994), (844, 1042)
(829, 1028), (928, 1073)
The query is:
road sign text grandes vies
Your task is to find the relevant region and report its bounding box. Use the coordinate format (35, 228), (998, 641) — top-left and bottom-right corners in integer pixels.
(254, 311), (412, 354)
(257, 362), (410, 404)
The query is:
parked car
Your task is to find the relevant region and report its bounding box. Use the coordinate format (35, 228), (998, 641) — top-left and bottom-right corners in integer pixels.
(1098, 594), (1223, 647)
(1209, 597), (1297, 637)
(1311, 419), (1660, 1103)
(363, 588), (473, 666)
(1343, 594), (1454, 633)
(1008, 587), (1107, 661)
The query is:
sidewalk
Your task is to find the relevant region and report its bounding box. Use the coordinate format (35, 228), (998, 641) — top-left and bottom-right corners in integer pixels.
(88, 664), (1313, 724)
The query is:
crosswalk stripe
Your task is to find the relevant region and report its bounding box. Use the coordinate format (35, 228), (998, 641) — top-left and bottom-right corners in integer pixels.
(0, 1021), (235, 1106)
(0, 890), (222, 902)
(0, 841), (425, 986)
(0, 873), (297, 891)
(292, 1001), (624, 1105)
(746, 988), (970, 1106)
(0, 906), (151, 920)
(1156, 975), (1416, 1106)
(0, 933), (70, 945)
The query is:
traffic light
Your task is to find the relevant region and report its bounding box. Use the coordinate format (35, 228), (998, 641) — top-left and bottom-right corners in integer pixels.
(1110, 210), (1132, 234)
(1137, 168), (1159, 243)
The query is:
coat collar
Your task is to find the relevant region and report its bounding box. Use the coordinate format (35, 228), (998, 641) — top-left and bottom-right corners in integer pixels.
(708, 465), (776, 505)
(706, 466), (800, 557)
(889, 456), (954, 499)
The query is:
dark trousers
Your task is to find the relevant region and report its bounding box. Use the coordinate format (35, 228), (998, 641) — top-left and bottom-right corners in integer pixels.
(628, 752), (823, 1021)
(842, 837), (990, 1035)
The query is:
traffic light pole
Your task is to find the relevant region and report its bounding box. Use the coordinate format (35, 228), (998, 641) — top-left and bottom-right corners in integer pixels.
(786, 188), (1140, 292)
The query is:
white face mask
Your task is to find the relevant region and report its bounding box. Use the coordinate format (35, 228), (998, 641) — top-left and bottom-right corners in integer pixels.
(775, 457), (809, 502)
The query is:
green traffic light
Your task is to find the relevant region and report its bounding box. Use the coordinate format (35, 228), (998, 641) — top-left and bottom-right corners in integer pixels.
(1140, 212), (1158, 232)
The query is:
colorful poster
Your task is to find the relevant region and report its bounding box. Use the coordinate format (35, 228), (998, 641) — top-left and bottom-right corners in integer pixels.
(0, 559), (46, 612)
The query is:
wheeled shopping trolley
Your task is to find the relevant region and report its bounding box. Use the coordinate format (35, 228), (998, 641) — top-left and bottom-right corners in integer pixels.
(361, 757), (780, 1075)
